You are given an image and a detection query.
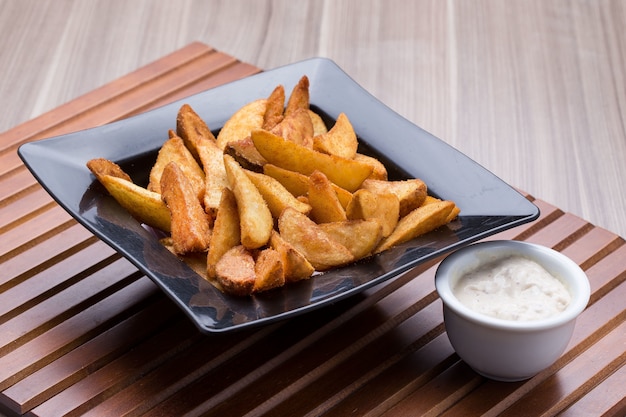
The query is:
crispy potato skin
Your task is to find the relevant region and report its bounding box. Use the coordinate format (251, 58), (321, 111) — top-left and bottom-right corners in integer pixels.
(278, 207), (353, 271)
(207, 188), (241, 279)
(160, 162), (211, 254)
(215, 245), (256, 296)
(223, 154), (273, 249)
(87, 77), (459, 297)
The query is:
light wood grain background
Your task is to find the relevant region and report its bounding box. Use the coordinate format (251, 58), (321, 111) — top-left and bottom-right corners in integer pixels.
(2, 0), (625, 241)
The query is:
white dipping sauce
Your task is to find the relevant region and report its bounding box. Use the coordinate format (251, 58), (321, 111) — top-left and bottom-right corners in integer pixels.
(453, 255), (571, 321)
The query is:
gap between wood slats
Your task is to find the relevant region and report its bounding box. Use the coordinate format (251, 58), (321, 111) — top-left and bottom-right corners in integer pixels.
(0, 189), (55, 231)
(0, 214), (77, 266)
(0, 272), (158, 396)
(558, 363), (626, 416)
(0, 223), (96, 291)
(0, 258), (141, 362)
(3, 297), (193, 415)
(0, 240), (116, 324)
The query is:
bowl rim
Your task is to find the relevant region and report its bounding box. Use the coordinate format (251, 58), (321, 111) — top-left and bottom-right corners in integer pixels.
(435, 240), (591, 331)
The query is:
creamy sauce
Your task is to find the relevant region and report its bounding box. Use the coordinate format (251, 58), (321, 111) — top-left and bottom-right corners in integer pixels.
(453, 255), (571, 321)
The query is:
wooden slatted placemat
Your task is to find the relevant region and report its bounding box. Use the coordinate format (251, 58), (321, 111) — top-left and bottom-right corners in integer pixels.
(1, 43), (625, 417)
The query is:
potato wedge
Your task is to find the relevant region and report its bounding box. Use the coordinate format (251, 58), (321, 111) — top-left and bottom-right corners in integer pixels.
(215, 245), (256, 296)
(223, 154), (273, 249)
(207, 188), (241, 279)
(251, 129), (372, 192)
(194, 137), (229, 217)
(270, 107), (314, 148)
(307, 170), (347, 223)
(216, 98), (267, 150)
(87, 158), (132, 182)
(346, 189), (399, 237)
(263, 164), (352, 208)
(361, 178), (427, 218)
(245, 169), (312, 218)
(269, 231), (314, 282)
(253, 248), (285, 293)
(313, 113), (358, 159)
(263, 84), (285, 130)
(176, 103), (216, 162)
(148, 135), (206, 202)
(285, 75), (309, 117)
(423, 195), (461, 222)
(309, 110), (328, 136)
(160, 162), (211, 254)
(319, 219), (383, 259)
(374, 200), (455, 253)
(354, 153), (388, 180)
(225, 136), (268, 172)
(278, 207), (353, 270)
(89, 171), (172, 233)
(263, 163), (309, 197)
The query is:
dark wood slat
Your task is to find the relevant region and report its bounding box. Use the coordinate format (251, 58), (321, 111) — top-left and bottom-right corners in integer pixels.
(559, 363), (626, 416)
(0, 240), (114, 321)
(0, 224), (96, 292)
(2, 296), (184, 415)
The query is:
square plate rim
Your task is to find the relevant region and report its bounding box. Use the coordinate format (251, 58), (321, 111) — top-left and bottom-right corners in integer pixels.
(18, 57), (540, 333)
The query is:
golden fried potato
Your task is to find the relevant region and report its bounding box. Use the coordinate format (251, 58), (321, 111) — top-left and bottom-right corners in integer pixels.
(269, 231), (314, 282)
(354, 153), (388, 180)
(148, 135), (206, 202)
(251, 129), (372, 192)
(307, 170), (347, 223)
(319, 219), (383, 259)
(313, 113), (358, 159)
(346, 189), (399, 237)
(361, 178), (427, 218)
(176, 104), (216, 162)
(263, 164), (353, 208)
(423, 195), (461, 222)
(253, 248), (285, 293)
(216, 98), (267, 150)
(263, 163), (309, 197)
(278, 207), (353, 271)
(285, 75), (309, 117)
(224, 136), (268, 172)
(223, 154), (273, 249)
(309, 110), (328, 136)
(160, 162), (211, 254)
(87, 158), (132, 182)
(263, 84), (285, 130)
(196, 143), (228, 218)
(270, 107), (314, 148)
(215, 245), (256, 296)
(374, 200), (455, 253)
(245, 169), (311, 218)
(88, 169), (172, 233)
(207, 188), (241, 279)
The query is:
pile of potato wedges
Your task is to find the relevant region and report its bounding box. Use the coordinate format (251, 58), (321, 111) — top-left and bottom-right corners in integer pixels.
(87, 76), (459, 296)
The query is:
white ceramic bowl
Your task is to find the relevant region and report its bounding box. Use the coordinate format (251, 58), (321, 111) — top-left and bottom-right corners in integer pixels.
(435, 240), (590, 382)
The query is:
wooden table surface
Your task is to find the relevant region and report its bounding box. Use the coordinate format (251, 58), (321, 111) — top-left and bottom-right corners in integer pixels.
(1, 2), (625, 416)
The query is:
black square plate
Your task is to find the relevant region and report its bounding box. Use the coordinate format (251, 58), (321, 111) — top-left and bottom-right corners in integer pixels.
(18, 58), (539, 333)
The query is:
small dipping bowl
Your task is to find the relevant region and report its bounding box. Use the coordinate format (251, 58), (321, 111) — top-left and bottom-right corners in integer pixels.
(435, 240), (590, 382)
